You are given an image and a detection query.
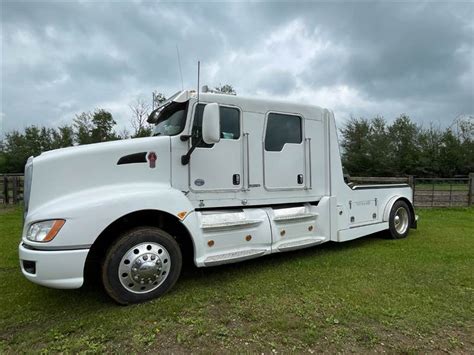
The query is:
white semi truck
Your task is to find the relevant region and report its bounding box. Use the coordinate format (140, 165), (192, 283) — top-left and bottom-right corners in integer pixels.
(19, 90), (417, 304)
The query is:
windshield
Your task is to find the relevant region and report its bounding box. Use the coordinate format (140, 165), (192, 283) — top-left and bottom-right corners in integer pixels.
(152, 101), (189, 136)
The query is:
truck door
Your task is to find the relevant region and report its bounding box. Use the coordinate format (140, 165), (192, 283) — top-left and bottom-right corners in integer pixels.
(263, 112), (306, 190)
(188, 103), (243, 192)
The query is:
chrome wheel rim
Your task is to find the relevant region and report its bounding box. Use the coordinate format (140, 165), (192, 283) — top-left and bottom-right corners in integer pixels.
(394, 207), (409, 235)
(118, 242), (171, 294)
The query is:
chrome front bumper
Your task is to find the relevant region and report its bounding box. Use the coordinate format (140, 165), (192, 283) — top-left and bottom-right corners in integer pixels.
(19, 243), (89, 289)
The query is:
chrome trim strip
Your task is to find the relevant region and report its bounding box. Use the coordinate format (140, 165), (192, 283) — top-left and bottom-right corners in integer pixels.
(352, 184), (409, 190)
(348, 221), (386, 229)
(21, 243), (91, 251)
(201, 219), (263, 230)
(273, 212), (318, 222)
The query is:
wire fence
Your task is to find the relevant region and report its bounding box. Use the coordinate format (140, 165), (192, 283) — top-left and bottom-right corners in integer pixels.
(413, 177), (471, 207)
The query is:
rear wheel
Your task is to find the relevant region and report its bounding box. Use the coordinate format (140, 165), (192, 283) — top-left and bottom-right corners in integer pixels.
(388, 200), (411, 239)
(102, 227), (182, 305)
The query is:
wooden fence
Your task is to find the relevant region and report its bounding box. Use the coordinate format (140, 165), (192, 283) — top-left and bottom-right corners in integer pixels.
(1, 173), (473, 207)
(1, 174), (24, 205)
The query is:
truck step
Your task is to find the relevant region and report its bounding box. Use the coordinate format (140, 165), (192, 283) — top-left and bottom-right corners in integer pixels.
(272, 206), (318, 223)
(200, 212), (263, 231)
(277, 237), (326, 252)
(273, 212), (318, 223)
(203, 249), (267, 266)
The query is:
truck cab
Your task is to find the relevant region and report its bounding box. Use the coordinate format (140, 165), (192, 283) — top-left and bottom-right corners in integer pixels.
(19, 90), (417, 304)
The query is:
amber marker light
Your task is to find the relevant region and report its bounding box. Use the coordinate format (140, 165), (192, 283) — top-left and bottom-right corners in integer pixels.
(177, 211), (187, 220)
(44, 220), (66, 241)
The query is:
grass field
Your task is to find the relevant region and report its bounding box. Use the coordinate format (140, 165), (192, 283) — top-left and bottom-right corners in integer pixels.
(1, 207), (473, 353)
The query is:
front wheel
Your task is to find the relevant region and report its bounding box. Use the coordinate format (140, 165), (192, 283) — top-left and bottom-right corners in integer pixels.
(388, 200), (412, 239)
(102, 227), (182, 305)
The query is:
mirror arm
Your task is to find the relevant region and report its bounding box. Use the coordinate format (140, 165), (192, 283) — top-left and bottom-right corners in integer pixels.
(181, 137), (203, 165)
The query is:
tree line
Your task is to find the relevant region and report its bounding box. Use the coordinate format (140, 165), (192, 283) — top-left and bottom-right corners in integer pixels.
(0, 85), (237, 173)
(340, 114), (473, 177)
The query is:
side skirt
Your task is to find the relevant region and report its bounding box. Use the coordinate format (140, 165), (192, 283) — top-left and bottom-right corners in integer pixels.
(337, 222), (389, 242)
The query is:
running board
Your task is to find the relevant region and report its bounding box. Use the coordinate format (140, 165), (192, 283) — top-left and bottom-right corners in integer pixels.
(203, 249), (267, 266)
(277, 237), (326, 252)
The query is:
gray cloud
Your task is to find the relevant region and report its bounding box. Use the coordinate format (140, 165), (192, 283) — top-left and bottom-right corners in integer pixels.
(1, 1), (473, 134)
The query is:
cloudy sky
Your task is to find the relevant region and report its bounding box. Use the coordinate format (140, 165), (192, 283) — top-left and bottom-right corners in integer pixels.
(1, 0), (473, 134)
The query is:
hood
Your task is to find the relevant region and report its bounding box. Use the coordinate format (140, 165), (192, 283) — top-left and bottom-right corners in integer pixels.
(28, 136), (171, 214)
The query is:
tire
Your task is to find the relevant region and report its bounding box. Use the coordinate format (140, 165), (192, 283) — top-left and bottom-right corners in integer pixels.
(388, 200), (412, 239)
(102, 227), (182, 305)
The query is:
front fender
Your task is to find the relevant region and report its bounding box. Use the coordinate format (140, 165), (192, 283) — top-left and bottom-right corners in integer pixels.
(22, 183), (196, 249)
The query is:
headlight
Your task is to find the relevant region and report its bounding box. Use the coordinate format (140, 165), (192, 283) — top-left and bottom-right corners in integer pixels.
(26, 220), (65, 242)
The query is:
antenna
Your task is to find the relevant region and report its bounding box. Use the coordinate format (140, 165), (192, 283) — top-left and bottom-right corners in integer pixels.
(176, 45), (184, 91)
(197, 61), (200, 102)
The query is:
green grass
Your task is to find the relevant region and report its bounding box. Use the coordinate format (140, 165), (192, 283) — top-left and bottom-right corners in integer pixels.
(1, 207), (473, 353)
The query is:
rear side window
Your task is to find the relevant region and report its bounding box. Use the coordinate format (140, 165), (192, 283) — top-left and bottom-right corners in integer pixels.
(265, 113), (302, 151)
(192, 104), (240, 147)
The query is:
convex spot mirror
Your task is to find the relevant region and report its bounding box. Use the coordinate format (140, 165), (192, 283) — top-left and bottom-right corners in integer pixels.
(202, 103), (220, 144)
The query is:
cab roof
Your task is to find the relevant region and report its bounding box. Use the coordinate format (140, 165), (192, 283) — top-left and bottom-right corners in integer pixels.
(176, 90), (328, 121)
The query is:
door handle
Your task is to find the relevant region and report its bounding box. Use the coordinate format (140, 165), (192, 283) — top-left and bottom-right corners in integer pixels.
(233, 174), (241, 186)
(297, 174), (304, 185)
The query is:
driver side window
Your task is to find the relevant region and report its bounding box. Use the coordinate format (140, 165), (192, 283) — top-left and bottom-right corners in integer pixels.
(191, 104), (240, 147)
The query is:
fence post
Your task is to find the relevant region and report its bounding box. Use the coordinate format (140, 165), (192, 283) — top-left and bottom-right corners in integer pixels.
(469, 173), (474, 206)
(408, 175), (415, 203)
(12, 176), (18, 204)
(431, 181), (435, 207)
(3, 175), (9, 205)
(449, 182), (453, 207)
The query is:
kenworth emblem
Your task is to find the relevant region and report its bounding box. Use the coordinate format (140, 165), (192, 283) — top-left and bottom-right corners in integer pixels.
(147, 152), (157, 168)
